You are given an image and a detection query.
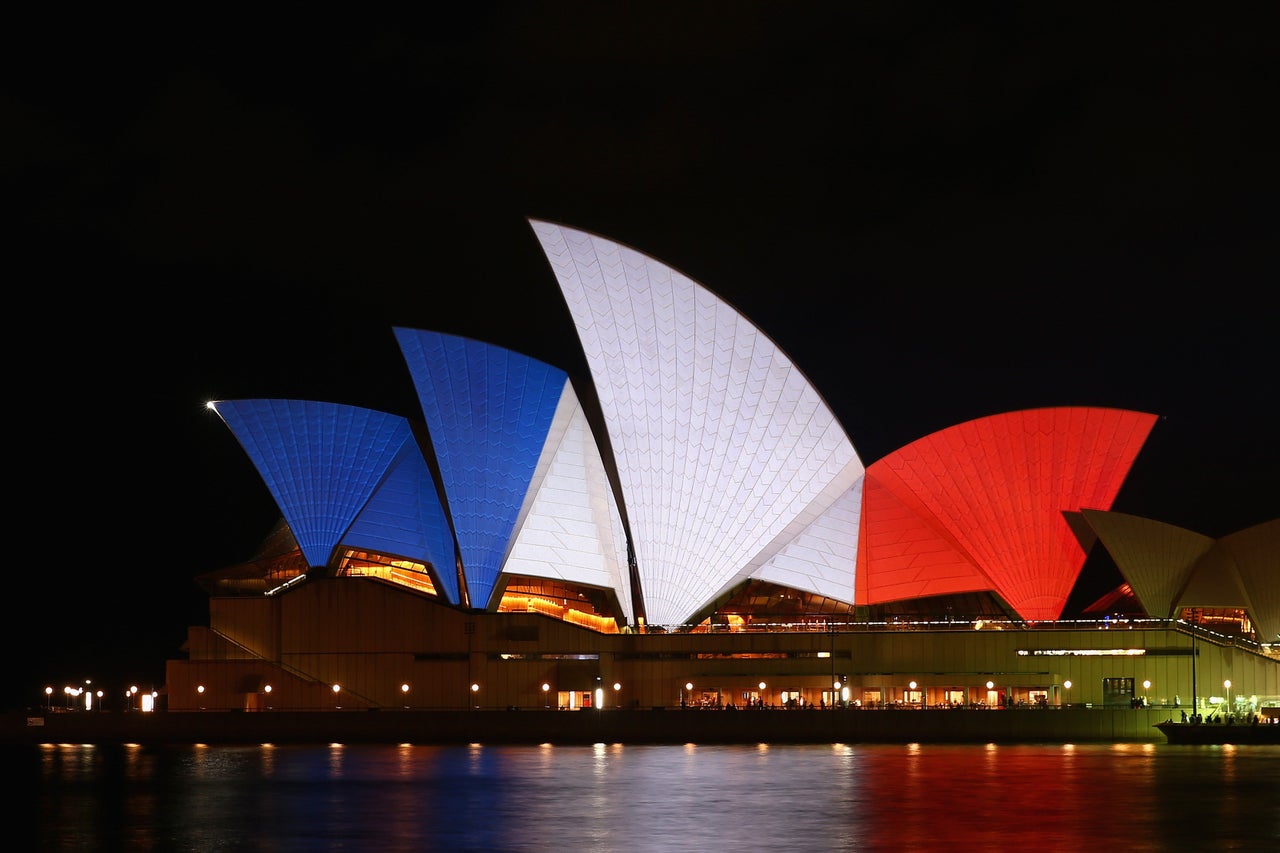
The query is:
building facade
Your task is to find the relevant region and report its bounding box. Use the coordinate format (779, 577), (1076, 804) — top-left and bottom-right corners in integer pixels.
(165, 577), (1279, 719)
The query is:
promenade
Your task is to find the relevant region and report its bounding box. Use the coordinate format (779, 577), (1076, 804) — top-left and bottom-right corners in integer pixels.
(5, 706), (1172, 746)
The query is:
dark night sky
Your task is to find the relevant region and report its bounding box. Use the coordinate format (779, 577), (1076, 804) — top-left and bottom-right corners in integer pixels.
(6, 5), (1276, 709)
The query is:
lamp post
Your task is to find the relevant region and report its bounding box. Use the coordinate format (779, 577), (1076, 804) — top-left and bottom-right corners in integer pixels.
(613, 682), (622, 709)
(465, 620), (475, 703)
(758, 681), (767, 708)
(542, 682), (550, 708)
(1142, 680), (1151, 708)
(45, 686), (52, 709)
(1190, 613), (1199, 721)
(829, 621), (837, 709)
(1062, 680), (1071, 708)
(1224, 680), (1232, 720)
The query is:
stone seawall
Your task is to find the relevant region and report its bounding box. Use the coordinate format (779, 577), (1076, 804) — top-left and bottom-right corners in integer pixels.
(5, 707), (1171, 746)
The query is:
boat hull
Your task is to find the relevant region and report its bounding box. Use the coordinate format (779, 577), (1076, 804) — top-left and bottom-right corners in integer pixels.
(1154, 721), (1280, 744)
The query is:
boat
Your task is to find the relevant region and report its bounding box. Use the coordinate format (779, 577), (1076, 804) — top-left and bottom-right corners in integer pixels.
(1154, 719), (1280, 745)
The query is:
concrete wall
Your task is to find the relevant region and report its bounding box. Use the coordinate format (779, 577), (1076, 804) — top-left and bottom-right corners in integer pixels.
(164, 578), (1280, 717)
(6, 706), (1177, 746)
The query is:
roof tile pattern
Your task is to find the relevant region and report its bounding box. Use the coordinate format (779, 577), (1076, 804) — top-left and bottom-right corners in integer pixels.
(208, 225), (1224, 634)
(395, 329), (567, 608)
(862, 407), (1157, 622)
(1077, 510), (1214, 618)
(857, 472), (993, 604)
(530, 220), (865, 626)
(1085, 512), (1279, 642)
(1219, 521), (1280, 642)
(342, 439), (461, 604)
(211, 400), (424, 573)
(499, 386), (634, 621)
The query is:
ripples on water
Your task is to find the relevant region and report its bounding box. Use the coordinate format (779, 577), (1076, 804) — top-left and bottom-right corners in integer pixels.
(25, 742), (1280, 852)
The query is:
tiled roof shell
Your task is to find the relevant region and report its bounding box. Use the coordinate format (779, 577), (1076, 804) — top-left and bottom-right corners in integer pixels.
(207, 223), (1209, 630)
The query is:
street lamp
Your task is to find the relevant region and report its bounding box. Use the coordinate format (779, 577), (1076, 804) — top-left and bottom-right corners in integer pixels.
(1224, 680), (1232, 719)
(45, 686), (52, 709)
(471, 682), (480, 709)
(542, 682), (551, 708)
(1063, 680), (1071, 707)
(1142, 680), (1151, 707)
(829, 621), (838, 709)
(758, 681), (767, 708)
(613, 682), (622, 709)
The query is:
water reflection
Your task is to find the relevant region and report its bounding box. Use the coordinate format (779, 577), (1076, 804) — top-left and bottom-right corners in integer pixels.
(27, 742), (1280, 851)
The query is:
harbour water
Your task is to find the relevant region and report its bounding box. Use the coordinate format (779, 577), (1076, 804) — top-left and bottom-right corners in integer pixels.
(24, 742), (1280, 851)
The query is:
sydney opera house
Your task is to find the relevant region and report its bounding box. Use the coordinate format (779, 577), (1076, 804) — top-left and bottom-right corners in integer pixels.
(165, 220), (1278, 720)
